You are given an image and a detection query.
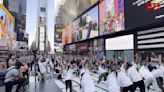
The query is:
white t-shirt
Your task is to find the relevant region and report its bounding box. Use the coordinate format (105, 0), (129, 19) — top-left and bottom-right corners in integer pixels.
(127, 64), (143, 82)
(5, 66), (19, 83)
(65, 69), (73, 81)
(151, 65), (164, 78)
(38, 61), (46, 73)
(97, 66), (106, 75)
(107, 72), (120, 92)
(117, 68), (133, 87)
(139, 66), (154, 80)
(81, 72), (96, 92)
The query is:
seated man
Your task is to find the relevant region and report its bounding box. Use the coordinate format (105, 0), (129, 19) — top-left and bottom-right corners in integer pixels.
(4, 60), (26, 92)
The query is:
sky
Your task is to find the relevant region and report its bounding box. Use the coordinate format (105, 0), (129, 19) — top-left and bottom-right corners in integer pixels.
(26, 0), (55, 51)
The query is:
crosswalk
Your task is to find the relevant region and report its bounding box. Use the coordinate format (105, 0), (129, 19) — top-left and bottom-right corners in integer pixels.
(54, 73), (108, 92)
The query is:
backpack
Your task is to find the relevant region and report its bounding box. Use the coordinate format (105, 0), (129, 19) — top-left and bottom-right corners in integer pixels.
(0, 68), (15, 86)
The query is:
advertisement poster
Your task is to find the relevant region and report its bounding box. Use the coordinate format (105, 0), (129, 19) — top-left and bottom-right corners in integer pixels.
(72, 5), (99, 42)
(62, 24), (72, 45)
(55, 25), (62, 43)
(0, 4), (14, 49)
(99, 0), (125, 35)
(125, 0), (164, 30)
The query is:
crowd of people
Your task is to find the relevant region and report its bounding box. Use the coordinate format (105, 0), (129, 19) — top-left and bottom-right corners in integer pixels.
(0, 53), (164, 92)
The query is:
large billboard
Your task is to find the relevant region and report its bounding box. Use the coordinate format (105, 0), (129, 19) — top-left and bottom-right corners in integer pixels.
(125, 0), (164, 30)
(99, 0), (125, 35)
(55, 24), (62, 43)
(72, 5), (99, 42)
(39, 26), (45, 51)
(62, 24), (72, 45)
(0, 4), (15, 49)
(105, 34), (134, 61)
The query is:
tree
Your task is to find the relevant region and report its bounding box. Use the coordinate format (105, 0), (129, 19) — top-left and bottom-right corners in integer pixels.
(45, 41), (51, 52)
(30, 41), (36, 51)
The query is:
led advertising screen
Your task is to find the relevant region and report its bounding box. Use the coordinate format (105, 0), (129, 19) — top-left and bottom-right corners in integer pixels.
(0, 4), (14, 49)
(62, 24), (72, 45)
(125, 0), (164, 30)
(72, 5), (99, 42)
(105, 34), (134, 50)
(99, 0), (125, 35)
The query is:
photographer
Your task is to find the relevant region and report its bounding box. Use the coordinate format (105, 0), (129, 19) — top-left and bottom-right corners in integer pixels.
(4, 60), (26, 92)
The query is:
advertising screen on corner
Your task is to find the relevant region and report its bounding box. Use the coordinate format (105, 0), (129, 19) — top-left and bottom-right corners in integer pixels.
(99, 0), (125, 35)
(105, 34), (134, 50)
(125, 0), (164, 30)
(72, 5), (99, 42)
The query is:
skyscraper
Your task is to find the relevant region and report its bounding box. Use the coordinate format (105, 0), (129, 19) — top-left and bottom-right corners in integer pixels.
(36, 0), (49, 52)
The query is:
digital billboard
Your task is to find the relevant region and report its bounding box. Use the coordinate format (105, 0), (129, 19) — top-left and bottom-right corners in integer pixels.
(125, 0), (164, 30)
(0, 4), (14, 49)
(62, 24), (72, 45)
(99, 0), (125, 35)
(55, 25), (62, 43)
(72, 5), (99, 42)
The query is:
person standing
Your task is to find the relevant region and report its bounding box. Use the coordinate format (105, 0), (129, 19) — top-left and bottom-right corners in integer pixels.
(127, 57), (145, 92)
(107, 65), (120, 92)
(117, 61), (134, 92)
(138, 58), (160, 92)
(65, 65), (73, 92)
(80, 65), (96, 92)
(8, 55), (16, 67)
(151, 58), (164, 91)
(38, 56), (46, 81)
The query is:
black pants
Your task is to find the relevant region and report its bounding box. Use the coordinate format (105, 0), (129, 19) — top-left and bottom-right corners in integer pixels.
(98, 72), (108, 84)
(65, 80), (72, 92)
(156, 77), (164, 92)
(5, 79), (26, 92)
(122, 84), (134, 92)
(23, 71), (29, 78)
(133, 80), (145, 92)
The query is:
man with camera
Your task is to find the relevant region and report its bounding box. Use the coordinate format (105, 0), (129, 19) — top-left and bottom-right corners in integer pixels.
(4, 60), (26, 92)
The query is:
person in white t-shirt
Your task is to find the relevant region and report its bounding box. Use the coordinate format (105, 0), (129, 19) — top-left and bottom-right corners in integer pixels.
(65, 65), (73, 92)
(139, 58), (160, 92)
(117, 61), (134, 92)
(97, 63), (108, 84)
(127, 57), (145, 92)
(107, 65), (120, 92)
(151, 60), (164, 91)
(80, 64), (96, 92)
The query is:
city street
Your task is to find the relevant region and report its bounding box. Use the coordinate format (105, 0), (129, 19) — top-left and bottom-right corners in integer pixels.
(0, 0), (164, 92)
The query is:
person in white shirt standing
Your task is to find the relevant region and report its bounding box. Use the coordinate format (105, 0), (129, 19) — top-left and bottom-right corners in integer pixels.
(127, 57), (145, 92)
(117, 61), (134, 92)
(151, 57), (164, 92)
(80, 65), (96, 92)
(107, 64), (120, 92)
(65, 65), (73, 92)
(138, 58), (160, 92)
